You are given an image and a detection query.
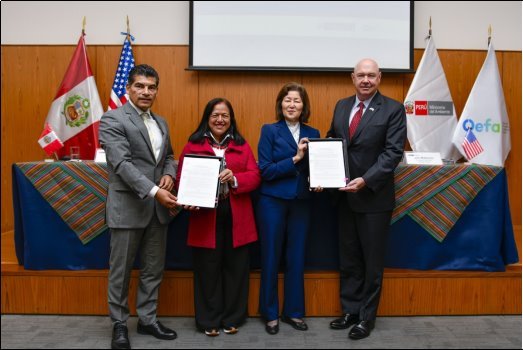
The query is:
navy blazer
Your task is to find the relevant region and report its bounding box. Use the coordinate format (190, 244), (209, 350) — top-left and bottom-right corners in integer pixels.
(258, 120), (320, 200)
(327, 91), (406, 212)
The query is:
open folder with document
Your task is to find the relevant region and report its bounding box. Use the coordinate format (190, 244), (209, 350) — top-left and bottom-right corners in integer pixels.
(308, 138), (349, 188)
(177, 154), (223, 208)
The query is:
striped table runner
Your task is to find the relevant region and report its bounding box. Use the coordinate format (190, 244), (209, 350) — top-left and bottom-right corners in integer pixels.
(18, 162), (501, 244)
(392, 164), (501, 242)
(17, 162), (108, 244)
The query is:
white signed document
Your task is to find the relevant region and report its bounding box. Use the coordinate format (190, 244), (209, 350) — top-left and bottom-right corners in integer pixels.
(308, 138), (348, 188)
(176, 155), (223, 208)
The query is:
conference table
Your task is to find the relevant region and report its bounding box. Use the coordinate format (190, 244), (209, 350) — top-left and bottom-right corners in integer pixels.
(12, 161), (518, 272)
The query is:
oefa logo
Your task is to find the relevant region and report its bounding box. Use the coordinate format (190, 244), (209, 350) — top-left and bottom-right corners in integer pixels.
(462, 118), (506, 133)
(62, 95), (90, 127)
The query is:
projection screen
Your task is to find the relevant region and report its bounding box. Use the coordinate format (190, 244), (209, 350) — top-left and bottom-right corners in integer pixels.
(190, 1), (413, 72)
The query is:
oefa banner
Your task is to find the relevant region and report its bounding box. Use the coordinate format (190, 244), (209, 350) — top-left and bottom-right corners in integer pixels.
(41, 33), (103, 160)
(452, 42), (511, 166)
(404, 36), (459, 160)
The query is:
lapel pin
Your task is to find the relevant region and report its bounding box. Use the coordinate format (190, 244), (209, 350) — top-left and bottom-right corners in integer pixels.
(369, 107), (375, 112)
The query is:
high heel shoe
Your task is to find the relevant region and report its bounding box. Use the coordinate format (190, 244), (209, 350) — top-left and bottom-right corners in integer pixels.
(265, 320), (279, 335)
(281, 315), (308, 331)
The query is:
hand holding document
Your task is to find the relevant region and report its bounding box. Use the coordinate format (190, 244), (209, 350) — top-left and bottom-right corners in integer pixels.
(293, 138), (309, 163)
(339, 177), (366, 193)
(308, 138), (349, 188)
(176, 155), (223, 208)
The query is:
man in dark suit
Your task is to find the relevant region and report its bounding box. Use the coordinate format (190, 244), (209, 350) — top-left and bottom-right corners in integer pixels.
(326, 59), (407, 340)
(99, 64), (179, 349)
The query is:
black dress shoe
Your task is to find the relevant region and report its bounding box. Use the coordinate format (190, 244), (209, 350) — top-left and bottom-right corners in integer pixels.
(348, 320), (375, 340)
(265, 321), (279, 335)
(329, 314), (359, 330)
(281, 315), (308, 331)
(137, 320), (177, 340)
(111, 322), (131, 349)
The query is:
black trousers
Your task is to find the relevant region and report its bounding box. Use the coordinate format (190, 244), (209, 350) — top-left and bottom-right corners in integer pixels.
(192, 198), (250, 329)
(338, 198), (392, 321)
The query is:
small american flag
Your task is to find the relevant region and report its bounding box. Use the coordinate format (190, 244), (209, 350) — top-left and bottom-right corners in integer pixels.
(107, 35), (135, 111)
(462, 128), (484, 160)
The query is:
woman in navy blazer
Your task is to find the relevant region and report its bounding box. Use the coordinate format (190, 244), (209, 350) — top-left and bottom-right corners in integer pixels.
(257, 82), (320, 335)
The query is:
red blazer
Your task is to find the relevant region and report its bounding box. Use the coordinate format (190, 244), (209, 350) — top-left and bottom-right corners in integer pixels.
(175, 140), (261, 249)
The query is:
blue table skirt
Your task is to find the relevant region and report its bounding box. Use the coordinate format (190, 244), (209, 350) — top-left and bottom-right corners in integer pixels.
(13, 165), (518, 271)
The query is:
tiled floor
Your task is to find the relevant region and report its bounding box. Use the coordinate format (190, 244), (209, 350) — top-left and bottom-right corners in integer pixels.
(1, 315), (521, 349)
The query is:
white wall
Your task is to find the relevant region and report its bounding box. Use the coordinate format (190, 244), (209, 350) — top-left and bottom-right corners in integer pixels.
(414, 1), (521, 50)
(1, 1), (521, 50)
(1, 1), (189, 45)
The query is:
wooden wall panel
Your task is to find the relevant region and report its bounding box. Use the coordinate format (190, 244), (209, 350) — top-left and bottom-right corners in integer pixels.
(93, 45), (123, 110)
(502, 52), (522, 228)
(437, 50), (491, 115)
(198, 71), (302, 150)
(2, 266), (520, 316)
(92, 45), (200, 157)
(303, 73), (354, 136)
(131, 46), (200, 153)
(1, 46), (521, 237)
(1, 46), (94, 233)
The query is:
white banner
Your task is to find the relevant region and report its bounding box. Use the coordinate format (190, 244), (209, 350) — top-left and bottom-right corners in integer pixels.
(404, 36), (459, 160)
(452, 42), (511, 166)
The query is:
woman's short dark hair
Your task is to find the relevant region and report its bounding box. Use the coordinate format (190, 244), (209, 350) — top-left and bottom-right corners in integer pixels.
(127, 64), (160, 86)
(275, 82), (311, 123)
(188, 98), (246, 145)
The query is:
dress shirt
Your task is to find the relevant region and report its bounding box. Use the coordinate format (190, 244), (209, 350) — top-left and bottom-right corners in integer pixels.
(128, 101), (164, 198)
(349, 92), (377, 124)
(286, 120), (300, 144)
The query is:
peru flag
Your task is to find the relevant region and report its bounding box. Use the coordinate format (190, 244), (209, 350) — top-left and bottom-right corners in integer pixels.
(38, 123), (64, 155)
(41, 32), (103, 160)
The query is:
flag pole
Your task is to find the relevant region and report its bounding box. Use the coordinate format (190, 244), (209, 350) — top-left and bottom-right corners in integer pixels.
(488, 25), (492, 46)
(82, 16), (86, 36)
(425, 17), (432, 40)
(127, 16), (131, 41)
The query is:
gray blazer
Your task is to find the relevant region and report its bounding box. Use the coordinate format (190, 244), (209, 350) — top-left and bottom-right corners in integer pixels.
(99, 102), (176, 228)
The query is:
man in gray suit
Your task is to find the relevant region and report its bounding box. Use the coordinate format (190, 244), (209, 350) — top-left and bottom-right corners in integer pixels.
(99, 64), (178, 349)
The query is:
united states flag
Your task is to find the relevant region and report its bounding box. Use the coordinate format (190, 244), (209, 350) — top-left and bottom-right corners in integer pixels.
(108, 36), (135, 110)
(462, 128), (484, 160)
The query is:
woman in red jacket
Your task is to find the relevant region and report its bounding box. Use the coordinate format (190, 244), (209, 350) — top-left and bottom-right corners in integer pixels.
(175, 98), (261, 337)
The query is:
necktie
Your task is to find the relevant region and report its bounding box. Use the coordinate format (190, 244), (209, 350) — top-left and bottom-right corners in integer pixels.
(349, 102), (364, 139)
(141, 112), (154, 143)
(141, 112), (157, 159)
